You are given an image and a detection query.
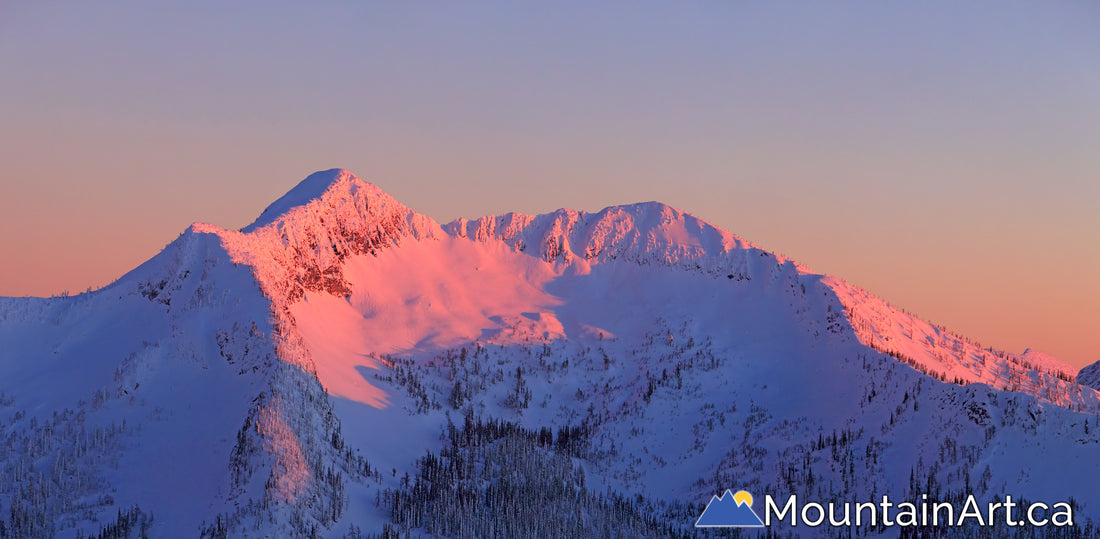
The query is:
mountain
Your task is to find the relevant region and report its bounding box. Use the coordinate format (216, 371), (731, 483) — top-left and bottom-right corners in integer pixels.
(1, 169), (1098, 538)
(1078, 361), (1100, 392)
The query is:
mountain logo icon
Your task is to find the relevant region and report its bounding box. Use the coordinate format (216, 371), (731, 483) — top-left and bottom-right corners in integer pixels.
(695, 489), (766, 527)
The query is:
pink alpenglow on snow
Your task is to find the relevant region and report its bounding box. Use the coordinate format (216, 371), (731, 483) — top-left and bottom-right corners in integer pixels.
(3, 169), (1098, 537)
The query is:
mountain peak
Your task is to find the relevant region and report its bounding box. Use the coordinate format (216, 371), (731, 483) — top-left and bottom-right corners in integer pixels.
(444, 199), (768, 271)
(216, 169), (440, 304)
(242, 169), (398, 233)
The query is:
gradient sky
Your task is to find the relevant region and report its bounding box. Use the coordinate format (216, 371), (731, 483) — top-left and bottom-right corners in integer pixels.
(1, 2), (1097, 368)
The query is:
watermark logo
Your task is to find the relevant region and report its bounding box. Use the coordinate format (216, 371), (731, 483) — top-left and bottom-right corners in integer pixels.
(695, 491), (1075, 530)
(695, 489), (765, 528)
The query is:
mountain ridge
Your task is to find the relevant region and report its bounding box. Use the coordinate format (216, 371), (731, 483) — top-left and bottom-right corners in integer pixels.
(198, 168), (1095, 411)
(2, 168), (1099, 538)
(10, 168), (1092, 403)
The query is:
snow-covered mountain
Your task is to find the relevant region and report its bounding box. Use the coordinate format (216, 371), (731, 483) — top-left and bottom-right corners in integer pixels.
(2, 169), (1098, 538)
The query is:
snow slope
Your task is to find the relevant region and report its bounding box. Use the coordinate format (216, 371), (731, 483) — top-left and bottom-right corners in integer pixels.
(1079, 360), (1100, 391)
(0, 227), (273, 535)
(1, 168), (1098, 538)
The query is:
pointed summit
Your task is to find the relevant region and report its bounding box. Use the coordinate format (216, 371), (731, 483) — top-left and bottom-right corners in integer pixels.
(243, 169), (410, 233)
(244, 169), (348, 232)
(217, 169), (440, 304)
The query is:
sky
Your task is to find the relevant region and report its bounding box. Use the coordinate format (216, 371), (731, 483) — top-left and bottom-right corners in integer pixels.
(1, 2), (1097, 368)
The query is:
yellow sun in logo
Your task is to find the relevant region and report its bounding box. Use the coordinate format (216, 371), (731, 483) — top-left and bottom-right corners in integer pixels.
(733, 490), (753, 507)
